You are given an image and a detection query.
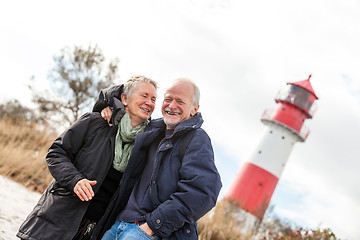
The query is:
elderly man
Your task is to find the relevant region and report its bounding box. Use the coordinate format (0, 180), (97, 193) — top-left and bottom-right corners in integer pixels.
(97, 78), (222, 240)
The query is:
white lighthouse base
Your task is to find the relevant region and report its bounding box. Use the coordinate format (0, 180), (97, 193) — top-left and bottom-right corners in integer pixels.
(236, 209), (260, 234)
(223, 201), (261, 235)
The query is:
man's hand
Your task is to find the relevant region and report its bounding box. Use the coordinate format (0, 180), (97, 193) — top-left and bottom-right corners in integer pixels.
(73, 179), (97, 201)
(139, 222), (154, 236)
(101, 106), (113, 126)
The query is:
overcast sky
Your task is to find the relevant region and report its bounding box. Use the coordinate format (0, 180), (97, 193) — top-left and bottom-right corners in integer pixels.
(1, 0), (359, 239)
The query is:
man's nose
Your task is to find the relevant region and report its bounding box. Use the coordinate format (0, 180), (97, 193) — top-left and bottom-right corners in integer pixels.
(168, 100), (177, 109)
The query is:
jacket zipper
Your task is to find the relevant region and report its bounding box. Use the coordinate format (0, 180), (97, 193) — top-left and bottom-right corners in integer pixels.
(148, 128), (186, 196)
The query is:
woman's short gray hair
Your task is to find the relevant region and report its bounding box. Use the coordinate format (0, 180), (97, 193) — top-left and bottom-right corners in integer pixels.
(123, 75), (158, 97)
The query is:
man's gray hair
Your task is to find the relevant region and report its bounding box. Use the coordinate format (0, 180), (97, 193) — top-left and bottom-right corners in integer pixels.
(124, 75), (158, 97)
(174, 78), (200, 106)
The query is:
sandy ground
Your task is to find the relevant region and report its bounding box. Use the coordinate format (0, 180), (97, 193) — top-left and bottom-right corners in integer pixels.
(0, 175), (41, 240)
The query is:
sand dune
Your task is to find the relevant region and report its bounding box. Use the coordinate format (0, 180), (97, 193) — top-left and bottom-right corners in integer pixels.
(0, 175), (40, 240)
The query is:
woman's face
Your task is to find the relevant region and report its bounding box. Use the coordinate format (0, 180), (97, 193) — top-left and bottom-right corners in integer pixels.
(121, 82), (157, 127)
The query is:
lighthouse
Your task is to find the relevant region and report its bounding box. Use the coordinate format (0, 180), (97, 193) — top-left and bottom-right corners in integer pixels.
(224, 75), (318, 223)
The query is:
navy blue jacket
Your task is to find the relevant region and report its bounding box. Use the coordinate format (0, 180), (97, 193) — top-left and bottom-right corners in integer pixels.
(103, 113), (222, 239)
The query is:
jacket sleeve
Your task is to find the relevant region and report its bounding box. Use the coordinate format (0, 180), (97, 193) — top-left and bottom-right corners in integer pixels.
(145, 129), (223, 238)
(92, 84), (124, 113)
(45, 113), (94, 191)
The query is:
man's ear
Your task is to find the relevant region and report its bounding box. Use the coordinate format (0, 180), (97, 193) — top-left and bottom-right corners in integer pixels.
(121, 93), (127, 106)
(190, 104), (199, 117)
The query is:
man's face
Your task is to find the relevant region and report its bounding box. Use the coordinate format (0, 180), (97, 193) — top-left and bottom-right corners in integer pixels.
(161, 81), (199, 129)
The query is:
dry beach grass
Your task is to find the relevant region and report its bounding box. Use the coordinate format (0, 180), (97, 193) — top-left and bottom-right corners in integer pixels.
(0, 117), (54, 193)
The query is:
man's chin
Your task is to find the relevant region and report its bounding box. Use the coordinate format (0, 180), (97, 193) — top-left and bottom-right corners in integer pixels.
(163, 118), (180, 129)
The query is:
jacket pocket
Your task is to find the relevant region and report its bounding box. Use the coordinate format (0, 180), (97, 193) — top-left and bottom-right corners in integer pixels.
(149, 182), (162, 207)
(51, 182), (75, 196)
(37, 186), (82, 224)
(50, 186), (74, 196)
(37, 189), (60, 224)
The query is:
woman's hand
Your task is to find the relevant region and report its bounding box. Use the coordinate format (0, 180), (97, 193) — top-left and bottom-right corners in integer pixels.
(73, 179), (97, 201)
(101, 106), (113, 126)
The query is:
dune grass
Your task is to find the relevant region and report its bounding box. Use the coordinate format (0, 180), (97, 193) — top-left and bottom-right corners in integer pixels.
(198, 199), (338, 240)
(0, 117), (55, 193)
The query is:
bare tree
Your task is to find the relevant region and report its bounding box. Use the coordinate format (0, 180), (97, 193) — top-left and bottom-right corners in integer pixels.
(0, 99), (37, 124)
(30, 44), (119, 126)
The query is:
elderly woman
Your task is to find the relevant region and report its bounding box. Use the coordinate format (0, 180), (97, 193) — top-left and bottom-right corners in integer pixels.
(17, 75), (158, 240)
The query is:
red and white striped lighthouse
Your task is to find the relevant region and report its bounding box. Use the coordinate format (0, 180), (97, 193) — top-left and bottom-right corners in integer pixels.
(225, 75), (318, 222)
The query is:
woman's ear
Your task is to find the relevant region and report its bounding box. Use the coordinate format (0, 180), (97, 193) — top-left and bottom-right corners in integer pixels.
(121, 93), (127, 106)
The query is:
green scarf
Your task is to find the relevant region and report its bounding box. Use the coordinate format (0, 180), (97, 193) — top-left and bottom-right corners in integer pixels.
(113, 113), (148, 172)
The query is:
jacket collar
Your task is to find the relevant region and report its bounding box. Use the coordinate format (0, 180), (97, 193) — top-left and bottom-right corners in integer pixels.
(173, 112), (203, 132)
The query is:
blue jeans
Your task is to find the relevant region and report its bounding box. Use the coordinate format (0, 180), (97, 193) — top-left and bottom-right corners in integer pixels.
(101, 221), (159, 240)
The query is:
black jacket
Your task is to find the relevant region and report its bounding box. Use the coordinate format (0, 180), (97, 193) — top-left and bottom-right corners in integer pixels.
(17, 113), (117, 239)
(17, 111), (153, 240)
(18, 85), (129, 240)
